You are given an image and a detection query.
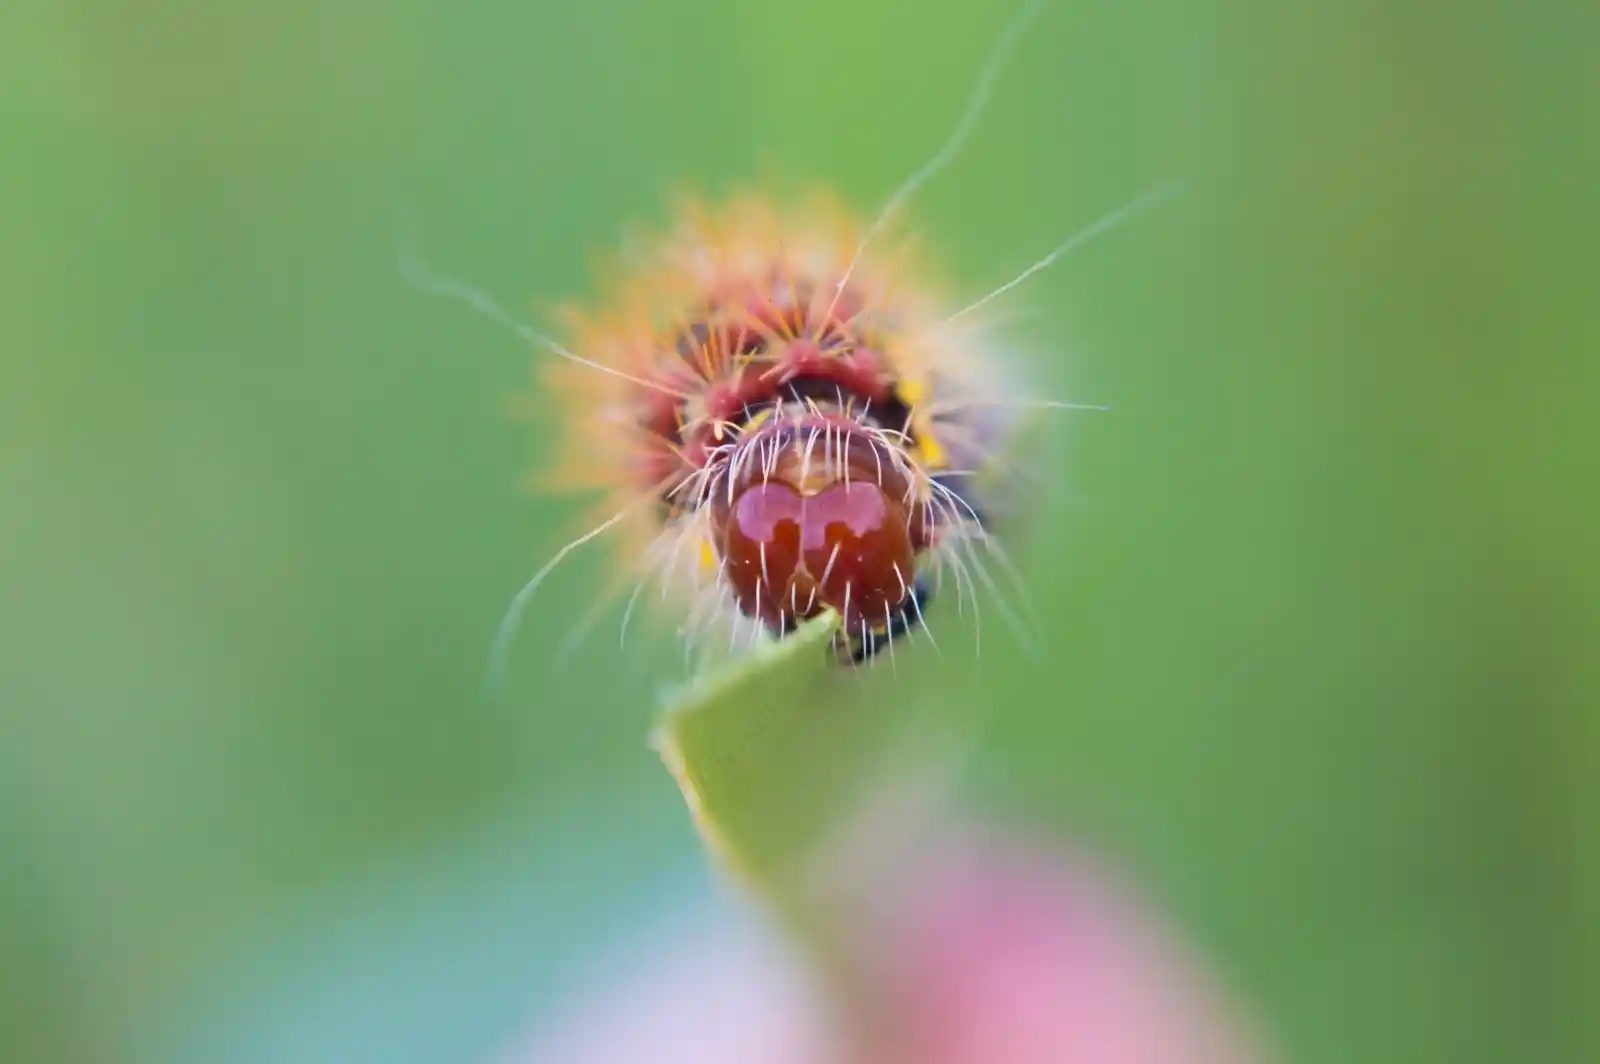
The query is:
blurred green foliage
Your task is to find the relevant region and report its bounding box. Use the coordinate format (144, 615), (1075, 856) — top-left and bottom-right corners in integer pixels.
(3, 1), (1595, 1062)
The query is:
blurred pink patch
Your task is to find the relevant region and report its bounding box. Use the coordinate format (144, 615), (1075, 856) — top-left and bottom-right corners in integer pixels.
(505, 831), (1267, 1064)
(866, 833), (1266, 1064)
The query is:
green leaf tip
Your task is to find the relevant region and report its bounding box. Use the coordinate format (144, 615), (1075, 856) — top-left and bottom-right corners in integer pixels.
(651, 610), (916, 901)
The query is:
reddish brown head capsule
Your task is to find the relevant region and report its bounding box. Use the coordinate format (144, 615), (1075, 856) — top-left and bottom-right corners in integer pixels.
(723, 479), (915, 632)
(711, 420), (928, 635)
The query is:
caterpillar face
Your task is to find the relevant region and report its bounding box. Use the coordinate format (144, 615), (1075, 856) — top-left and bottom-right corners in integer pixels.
(543, 193), (1019, 664)
(710, 417), (924, 640)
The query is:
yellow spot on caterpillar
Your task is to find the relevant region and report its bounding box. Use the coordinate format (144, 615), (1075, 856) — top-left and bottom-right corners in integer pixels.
(898, 374), (948, 471)
(917, 426), (948, 471)
(898, 374), (928, 411)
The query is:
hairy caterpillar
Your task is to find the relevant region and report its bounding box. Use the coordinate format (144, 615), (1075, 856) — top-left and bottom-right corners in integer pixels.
(403, 0), (1181, 689)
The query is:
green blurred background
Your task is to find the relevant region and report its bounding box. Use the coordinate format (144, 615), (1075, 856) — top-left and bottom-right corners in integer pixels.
(4, 1), (1596, 1062)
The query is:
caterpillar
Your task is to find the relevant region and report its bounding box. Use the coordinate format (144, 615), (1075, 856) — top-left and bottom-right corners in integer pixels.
(402, 0), (1181, 689)
(542, 189), (1027, 668)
